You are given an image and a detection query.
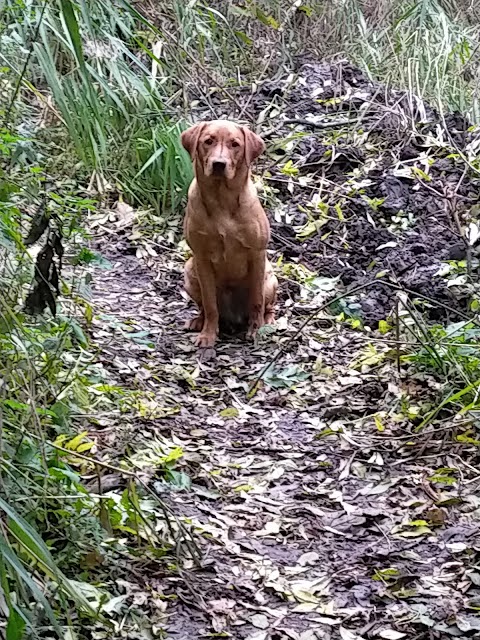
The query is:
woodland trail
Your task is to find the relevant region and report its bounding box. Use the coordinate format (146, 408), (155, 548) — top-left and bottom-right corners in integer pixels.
(89, 221), (480, 640)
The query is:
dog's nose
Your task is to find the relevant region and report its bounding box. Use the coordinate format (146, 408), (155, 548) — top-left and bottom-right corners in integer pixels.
(212, 161), (226, 175)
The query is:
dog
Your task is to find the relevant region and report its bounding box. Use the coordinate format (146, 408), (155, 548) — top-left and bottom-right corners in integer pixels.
(181, 119), (278, 349)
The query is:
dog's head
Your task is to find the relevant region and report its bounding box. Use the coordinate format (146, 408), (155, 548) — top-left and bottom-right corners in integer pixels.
(181, 120), (265, 180)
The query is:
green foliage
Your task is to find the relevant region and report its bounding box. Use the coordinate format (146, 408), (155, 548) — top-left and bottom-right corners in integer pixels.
(0, 123), (190, 635)
(308, 0), (480, 119)
(1, 0), (480, 635)
(397, 313), (480, 429)
(407, 320), (480, 381)
(0, 124), (106, 633)
(121, 120), (193, 213)
(1, 0), (193, 216)
(262, 364), (310, 389)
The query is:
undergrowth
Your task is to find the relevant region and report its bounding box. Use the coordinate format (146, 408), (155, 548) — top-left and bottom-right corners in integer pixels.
(309, 0), (480, 119)
(1, 0), (480, 637)
(0, 126), (193, 636)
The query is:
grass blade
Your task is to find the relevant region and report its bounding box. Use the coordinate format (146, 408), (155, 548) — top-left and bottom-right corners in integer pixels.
(58, 0), (86, 73)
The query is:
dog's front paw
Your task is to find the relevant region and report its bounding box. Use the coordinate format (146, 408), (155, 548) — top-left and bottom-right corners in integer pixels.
(195, 332), (216, 348)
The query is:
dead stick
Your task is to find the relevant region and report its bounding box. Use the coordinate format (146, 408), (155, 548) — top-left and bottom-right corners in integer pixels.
(250, 278), (480, 394)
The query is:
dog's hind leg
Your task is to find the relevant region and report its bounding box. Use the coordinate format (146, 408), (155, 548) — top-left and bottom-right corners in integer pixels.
(186, 313), (204, 332)
(264, 269), (278, 325)
(184, 257), (204, 331)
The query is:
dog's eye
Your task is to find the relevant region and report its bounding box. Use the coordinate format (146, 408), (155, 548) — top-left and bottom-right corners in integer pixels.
(231, 140), (240, 148)
(204, 138), (213, 146)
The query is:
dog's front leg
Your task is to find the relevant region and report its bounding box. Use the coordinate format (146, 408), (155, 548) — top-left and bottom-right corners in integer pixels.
(196, 257), (219, 348)
(247, 251), (266, 339)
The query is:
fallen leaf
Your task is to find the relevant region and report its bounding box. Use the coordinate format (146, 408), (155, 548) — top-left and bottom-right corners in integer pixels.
(377, 630), (407, 639)
(209, 598), (236, 614)
(250, 614), (269, 630)
(245, 632), (268, 640)
(377, 241), (398, 250)
(446, 542), (467, 552)
(255, 520), (281, 537)
(298, 552), (319, 567)
(338, 375), (363, 386)
(340, 627), (364, 640)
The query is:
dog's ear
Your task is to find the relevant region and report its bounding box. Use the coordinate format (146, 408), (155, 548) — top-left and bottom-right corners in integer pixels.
(181, 123), (205, 159)
(243, 127), (265, 167)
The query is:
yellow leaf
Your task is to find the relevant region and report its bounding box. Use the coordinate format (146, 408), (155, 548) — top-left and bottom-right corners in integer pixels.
(220, 407), (239, 418)
(234, 484), (253, 492)
(77, 442), (94, 453)
(65, 431), (89, 451)
(374, 414), (385, 432)
(378, 320), (392, 334)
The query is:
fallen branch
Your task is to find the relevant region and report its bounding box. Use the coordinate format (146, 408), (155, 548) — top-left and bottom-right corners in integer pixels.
(249, 277), (480, 394)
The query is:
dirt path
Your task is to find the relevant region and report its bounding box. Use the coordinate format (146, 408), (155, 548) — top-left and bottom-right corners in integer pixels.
(86, 56), (480, 640)
(90, 228), (480, 640)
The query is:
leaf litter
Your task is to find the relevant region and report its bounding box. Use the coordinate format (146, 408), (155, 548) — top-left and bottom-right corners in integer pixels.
(87, 57), (480, 639)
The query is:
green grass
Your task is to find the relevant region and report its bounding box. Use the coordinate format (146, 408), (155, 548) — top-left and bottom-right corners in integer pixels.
(0, 125), (194, 637)
(336, 0), (480, 119)
(1, 0), (193, 215)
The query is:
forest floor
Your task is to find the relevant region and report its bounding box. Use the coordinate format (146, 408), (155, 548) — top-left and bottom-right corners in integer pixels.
(89, 59), (480, 640)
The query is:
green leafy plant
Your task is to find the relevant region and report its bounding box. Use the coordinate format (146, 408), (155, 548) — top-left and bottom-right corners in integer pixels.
(2, 0), (193, 216)
(0, 122), (189, 635)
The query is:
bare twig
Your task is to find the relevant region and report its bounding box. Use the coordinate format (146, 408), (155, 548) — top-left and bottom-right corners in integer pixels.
(3, 0), (50, 128)
(250, 277), (480, 394)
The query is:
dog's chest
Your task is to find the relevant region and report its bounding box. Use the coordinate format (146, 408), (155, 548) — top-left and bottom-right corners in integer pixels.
(200, 216), (259, 261)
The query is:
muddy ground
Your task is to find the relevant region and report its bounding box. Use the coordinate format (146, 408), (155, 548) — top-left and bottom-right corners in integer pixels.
(89, 59), (480, 640)
(91, 233), (480, 640)
(191, 58), (480, 324)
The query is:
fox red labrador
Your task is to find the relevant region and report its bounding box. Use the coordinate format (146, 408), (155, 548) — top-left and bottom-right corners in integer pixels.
(181, 120), (277, 349)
